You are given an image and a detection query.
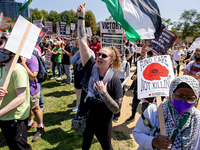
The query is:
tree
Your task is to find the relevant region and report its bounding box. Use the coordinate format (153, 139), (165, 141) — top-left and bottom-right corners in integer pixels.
(48, 11), (61, 33)
(31, 8), (43, 21)
(171, 9), (200, 40)
(96, 22), (100, 36)
(60, 10), (77, 26)
(105, 16), (113, 21)
(40, 10), (49, 22)
(162, 18), (173, 30)
(85, 10), (98, 35)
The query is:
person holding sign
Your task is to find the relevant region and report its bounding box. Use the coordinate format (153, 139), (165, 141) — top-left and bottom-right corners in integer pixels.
(133, 75), (200, 149)
(0, 39), (32, 149)
(76, 3), (123, 149)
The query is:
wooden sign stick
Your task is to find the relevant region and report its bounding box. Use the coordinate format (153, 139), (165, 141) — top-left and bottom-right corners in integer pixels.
(156, 96), (166, 135)
(1, 22), (32, 104)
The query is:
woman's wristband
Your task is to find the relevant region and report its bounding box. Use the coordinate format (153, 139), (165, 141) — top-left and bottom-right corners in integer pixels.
(78, 16), (85, 20)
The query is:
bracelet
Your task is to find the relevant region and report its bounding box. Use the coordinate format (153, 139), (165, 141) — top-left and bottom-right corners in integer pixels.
(78, 16), (85, 20)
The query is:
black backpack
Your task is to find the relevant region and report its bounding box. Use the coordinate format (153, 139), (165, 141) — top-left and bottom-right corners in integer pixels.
(33, 51), (48, 83)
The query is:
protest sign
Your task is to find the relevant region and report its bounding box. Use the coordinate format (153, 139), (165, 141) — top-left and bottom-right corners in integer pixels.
(71, 23), (76, 31)
(100, 21), (123, 53)
(86, 27), (92, 37)
(4, 15), (40, 91)
(137, 55), (175, 99)
(188, 37), (200, 53)
(175, 38), (182, 44)
(185, 37), (194, 43)
(135, 47), (142, 53)
(66, 26), (70, 34)
(60, 22), (66, 36)
(5, 15), (41, 59)
(56, 22), (60, 36)
(35, 27), (48, 46)
(45, 21), (53, 36)
(142, 29), (177, 55)
(33, 20), (43, 28)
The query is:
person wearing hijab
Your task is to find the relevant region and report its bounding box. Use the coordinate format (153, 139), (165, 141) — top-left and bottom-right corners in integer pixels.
(133, 75), (200, 150)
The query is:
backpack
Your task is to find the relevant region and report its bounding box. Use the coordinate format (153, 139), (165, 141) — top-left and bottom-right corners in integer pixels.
(33, 51), (48, 83)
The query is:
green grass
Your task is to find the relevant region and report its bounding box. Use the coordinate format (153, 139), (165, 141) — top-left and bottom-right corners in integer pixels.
(0, 73), (135, 150)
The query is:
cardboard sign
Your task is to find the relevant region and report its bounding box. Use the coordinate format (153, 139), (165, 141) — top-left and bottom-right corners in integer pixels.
(188, 37), (200, 52)
(137, 55), (175, 99)
(135, 47), (142, 53)
(45, 21), (53, 36)
(60, 22), (66, 36)
(142, 29), (177, 55)
(175, 38), (182, 44)
(66, 26), (70, 34)
(100, 21), (123, 52)
(5, 15), (41, 59)
(71, 23), (76, 31)
(185, 37), (194, 43)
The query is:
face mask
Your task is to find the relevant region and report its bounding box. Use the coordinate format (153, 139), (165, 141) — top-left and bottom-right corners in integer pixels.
(171, 99), (194, 115)
(0, 52), (11, 63)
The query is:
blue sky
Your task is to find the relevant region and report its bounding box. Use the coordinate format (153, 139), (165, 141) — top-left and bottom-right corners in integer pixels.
(16, 0), (200, 23)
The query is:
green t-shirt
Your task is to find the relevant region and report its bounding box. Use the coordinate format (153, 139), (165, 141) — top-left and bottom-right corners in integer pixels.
(52, 47), (62, 63)
(0, 63), (30, 120)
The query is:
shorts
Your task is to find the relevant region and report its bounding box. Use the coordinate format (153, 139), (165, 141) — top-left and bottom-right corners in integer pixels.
(30, 92), (40, 110)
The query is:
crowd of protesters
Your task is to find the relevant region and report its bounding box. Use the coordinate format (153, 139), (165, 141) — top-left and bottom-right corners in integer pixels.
(0, 3), (200, 150)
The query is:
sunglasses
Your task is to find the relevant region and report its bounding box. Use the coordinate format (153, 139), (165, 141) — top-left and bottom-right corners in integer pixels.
(96, 52), (108, 58)
(196, 50), (200, 52)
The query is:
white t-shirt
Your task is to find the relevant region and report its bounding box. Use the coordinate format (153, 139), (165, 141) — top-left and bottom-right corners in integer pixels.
(172, 50), (184, 61)
(184, 61), (200, 86)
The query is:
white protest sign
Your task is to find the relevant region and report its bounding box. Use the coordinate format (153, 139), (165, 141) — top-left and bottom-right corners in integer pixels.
(86, 27), (92, 37)
(71, 23), (76, 30)
(33, 20), (43, 28)
(137, 55), (175, 99)
(60, 22), (66, 36)
(135, 47), (142, 53)
(5, 15), (41, 59)
(100, 21), (123, 52)
(66, 26), (70, 34)
(45, 21), (53, 36)
(188, 37), (200, 53)
(56, 22), (60, 36)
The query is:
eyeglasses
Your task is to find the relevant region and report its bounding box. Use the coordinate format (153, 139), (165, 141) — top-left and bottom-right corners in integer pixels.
(172, 92), (197, 103)
(96, 52), (108, 58)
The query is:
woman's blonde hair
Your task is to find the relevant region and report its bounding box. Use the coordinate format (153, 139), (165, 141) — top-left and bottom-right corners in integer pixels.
(103, 46), (121, 70)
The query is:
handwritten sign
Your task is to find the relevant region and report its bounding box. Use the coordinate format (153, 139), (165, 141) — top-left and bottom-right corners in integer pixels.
(185, 37), (194, 43)
(137, 55), (175, 99)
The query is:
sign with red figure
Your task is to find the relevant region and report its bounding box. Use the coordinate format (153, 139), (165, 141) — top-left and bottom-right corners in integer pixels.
(137, 55), (175, 99)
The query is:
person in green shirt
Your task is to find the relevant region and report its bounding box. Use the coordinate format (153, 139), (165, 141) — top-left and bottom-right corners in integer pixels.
(0, 39), (32, 150)
(51, 41), (62, 80)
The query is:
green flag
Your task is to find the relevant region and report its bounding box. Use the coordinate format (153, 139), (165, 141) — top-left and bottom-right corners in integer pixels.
(17, 0), (32, 13)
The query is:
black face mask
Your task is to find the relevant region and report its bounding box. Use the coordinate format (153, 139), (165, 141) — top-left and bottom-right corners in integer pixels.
(0, 52), (11, 63)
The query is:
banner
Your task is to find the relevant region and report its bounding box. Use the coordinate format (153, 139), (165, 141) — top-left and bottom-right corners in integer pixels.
(56, 22), (60, 36)
(100, 21), (123, 53)
(142, 29), (177, 55)
(33, 20), (43, 28)
(60, 22), (66, 36)
(45, 21), (53, 36)
(86, 27), (92, 37)
(71, 23), (76, 31)
(66, 26), (70, 34)
(188, 37), (200, 53)
(35, 27), (48, 46)
(137, 55), (175, 99)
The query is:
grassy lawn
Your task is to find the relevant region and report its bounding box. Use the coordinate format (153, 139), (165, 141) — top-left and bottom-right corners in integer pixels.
(0, 73), (134, 150)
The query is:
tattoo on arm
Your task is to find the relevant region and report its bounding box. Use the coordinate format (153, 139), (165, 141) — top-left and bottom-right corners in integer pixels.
(101, 91), (122, 113)
(79, 25), (87, 38)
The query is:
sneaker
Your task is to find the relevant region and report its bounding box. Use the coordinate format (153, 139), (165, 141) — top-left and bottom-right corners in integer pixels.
(113, 117), (119, 123)
(57, 77), (61, 80)
(27, 122), (35, 130)
(65, 83), (71, 86)
(32, 125), (45, 142)
(72, 106), (78, 112)
(125, 116), (135, 123)
(50, 76), (56, 80)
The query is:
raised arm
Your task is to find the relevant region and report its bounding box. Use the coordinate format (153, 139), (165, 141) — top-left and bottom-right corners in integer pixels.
(77, 3), (91, 67)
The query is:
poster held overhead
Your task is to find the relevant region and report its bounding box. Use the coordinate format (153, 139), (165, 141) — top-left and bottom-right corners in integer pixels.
(3, 15), (40, 92)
